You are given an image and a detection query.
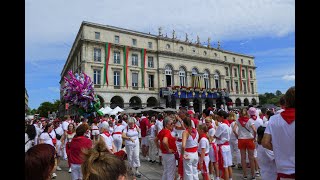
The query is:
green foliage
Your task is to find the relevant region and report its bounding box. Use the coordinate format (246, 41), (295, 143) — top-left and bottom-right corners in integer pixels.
(37, 100), (60, 117)
(258, 90), (283, 106)
(30, 109), (38, 114)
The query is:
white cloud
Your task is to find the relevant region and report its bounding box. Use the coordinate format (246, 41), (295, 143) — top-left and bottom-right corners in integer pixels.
(26, 0), (294, 62)
(282, 74), (295, 81)
(250, 47), (295, 58)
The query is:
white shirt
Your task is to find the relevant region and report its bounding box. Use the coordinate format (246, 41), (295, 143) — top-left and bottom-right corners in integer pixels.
(265, 113), (295, 174)
(62, 121), (69, 131)
(257, 144), (277, 180)
(123, 126), (139, 146)
(185, 130), (199, 148)
(25, 133), (33, 152)
(53, 127), (64, 139)
(229, 121), (238, 141)
(100, 133), (114, 150)
(215, 123), (231, 144)
(148, 124), (156, 138)
(236, 119), (255, 139)
(155, 119), (164, 134)
(39, 132), (54, 147)
(198, 137), (210, 154)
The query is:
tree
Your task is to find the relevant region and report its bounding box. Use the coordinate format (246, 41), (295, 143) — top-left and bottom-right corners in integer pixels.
(30, 109), (38, 114)
(275, 90), (282, 96)
(53, 99), (61, 111)
(37, 102), (55, 118)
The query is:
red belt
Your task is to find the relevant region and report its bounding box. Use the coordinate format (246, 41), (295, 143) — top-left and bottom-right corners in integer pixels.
(91, 129), (99, 130)
(112, 132), (122, 135)
(217, 141), (230, 179)
(177, 139), (182, 142)
(185, 146), (198, 152)
(277, 173), (295, 180)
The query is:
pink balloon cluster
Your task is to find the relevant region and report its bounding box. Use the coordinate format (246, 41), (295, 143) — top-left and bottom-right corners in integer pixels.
(62, 70), (95, 110)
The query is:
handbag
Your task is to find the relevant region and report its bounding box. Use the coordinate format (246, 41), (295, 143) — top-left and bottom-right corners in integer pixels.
(174, 151), (179, 160)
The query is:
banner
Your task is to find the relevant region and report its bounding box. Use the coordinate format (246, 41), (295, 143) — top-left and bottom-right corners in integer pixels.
(141, 49), (147, 88)
(104, 42), (111, 86)
(123, 46), (130, 88)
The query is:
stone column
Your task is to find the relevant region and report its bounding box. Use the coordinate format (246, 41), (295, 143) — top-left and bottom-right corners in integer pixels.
(201, 99), (206, 112)
(220, 75), (226, 89)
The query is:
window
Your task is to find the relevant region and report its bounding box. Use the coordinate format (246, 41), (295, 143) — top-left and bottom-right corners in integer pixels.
(242, 69), (245, 78)
(114, 71), (120, 87)
(114, 35), (119, 43)
(166, 44), (170, 49)
(224, 56), (227, 61)
(93, 69), (101, 85)
(214, 73), (219, 89)
(250, 70), (253, 79)
(132, 72), (138, 88)
(204, 71), (210, 89)
(132, 39), (137, 46)
(248, 60), (251, 65)
(226, 80), (230, 92)
(149, 74), (154, 88)
(225, 67), (229, 76)
(214, 53), (217, 57)
(233, 57), (235, 62)
(148, 42), (153, 49)
(235, 81), (239, 93)
(251, 82), (254, 94)
(132, 54), (138, 66)
(165, 65), (173, 87)
(94, 48), (101, 62)
(148, 56), (154, 68)
(203, 51), (207, 56)
(95, 32), (100, 40)
(179, 46), (184, 52)
(243, 82), (247, 94)
(241, 59), (243, 64)
(192, 48), (196, 53)
(114, 51), (120, 64)
(234, 68), (237, 77)
(179, 67), (186, 87)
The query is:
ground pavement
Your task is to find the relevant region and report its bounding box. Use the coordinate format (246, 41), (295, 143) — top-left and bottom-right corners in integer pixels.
(54, 152), (261, 180)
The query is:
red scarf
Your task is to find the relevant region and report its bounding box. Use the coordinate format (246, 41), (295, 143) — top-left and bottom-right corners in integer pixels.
(238, 117), (249, 127)
(188, 128), (197, 139)
(222, 119), (230, 127)
(198, 133), (208, 143)
(251, 115), (257, 120)
(103, 131), (111, 137)
(67, 130), (74, 135)
(208, 125), (213, 130)
(259, 114), (265, 119)
(129, 124), (137, 130)
(280, 108), (295, 124)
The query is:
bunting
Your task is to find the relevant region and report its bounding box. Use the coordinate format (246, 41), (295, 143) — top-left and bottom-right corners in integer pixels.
(103, 42), (111, 86)
(123, 46), (130, 88)
(141, 49), (147, 88)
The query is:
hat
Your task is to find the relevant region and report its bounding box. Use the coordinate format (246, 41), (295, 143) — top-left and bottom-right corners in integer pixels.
(187, 110), (194, 115)
(248, 107), (257, 116)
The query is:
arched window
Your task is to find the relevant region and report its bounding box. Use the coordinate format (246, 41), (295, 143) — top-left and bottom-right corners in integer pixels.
(166, 44), (170, 49)
(192, 68), (198, 75)
(165, 65), (173, 87)
(203, 70), (210, 89)
(179, 67), (186, 87)
(214, 71), (220, 89)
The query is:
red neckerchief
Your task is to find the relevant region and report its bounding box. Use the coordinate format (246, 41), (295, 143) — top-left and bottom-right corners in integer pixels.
(251, 115), (257, 120)
(280, 108), (295, 124)
(67, 130), (73, 135)
(259, 114), (265, 119)
(198, 133), (207, 143)
(188, 128), (197, 139)
(238, 117), (249, 127)
(116, 123), (122, 126)
(158, 118), (163, 122)
(222, 119), (230, 127)
(208, 125), (213, 130)
(129, 125), (137, 130)
(103, 131), (111, 137)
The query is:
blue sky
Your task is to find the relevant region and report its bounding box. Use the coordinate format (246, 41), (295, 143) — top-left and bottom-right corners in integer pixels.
(26, 0), (295, 109)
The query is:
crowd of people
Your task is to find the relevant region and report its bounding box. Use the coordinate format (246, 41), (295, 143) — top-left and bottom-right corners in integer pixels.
(25, 86), (295, 180)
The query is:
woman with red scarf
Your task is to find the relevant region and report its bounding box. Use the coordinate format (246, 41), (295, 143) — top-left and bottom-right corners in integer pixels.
(233, 108), (257, 180)
(197, 124), (210, 180)
(60, 123), (76, 173)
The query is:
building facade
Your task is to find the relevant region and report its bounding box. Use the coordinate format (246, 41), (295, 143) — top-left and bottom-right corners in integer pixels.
(60, 21), (259, 114)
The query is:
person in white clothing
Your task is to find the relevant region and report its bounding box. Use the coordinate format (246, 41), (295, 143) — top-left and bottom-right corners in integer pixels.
(112, 118), (126, 152)
(25, 125), (36, 152)
(205, 117), (219, 180)
(147, 118), (157, 163)
(61, 116), (70, 160)
(53, 120), (64, 171)
(181, 117), (199, 180)
(90, 118), (100, 144)
(228, 112), (241, 169)
(248, 107), (263, 177)
(122, 117), (142, 178)
(99, 121), (116, 154)
(257, 126), (277, 180)
(155, 114), (164, 165)
(198, 124), (210, 180)
(262, 87), (295, 180)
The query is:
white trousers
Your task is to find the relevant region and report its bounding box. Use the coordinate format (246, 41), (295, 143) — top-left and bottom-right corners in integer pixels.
(113, 134), (123, 152)
(229, 139), (241, 164)
(125, 141), (140, 168)
(176, 141), (182, 156)
(63, 141), (68, 160)
(71, 163), (82, 180)
(183, 151), (199, 180)
(148, 137), (157, 161)
(162, 153), (176, 180)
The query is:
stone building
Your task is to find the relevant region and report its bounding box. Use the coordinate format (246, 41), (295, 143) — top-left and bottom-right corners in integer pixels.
(59, 21), (259, 114)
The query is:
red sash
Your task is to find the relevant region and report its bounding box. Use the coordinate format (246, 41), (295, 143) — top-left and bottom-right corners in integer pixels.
(217, 141), (230, 179)
(112, 132), (122, 135)
(177, 138), (182, 142)
(277, 173), (295, 180)
(185, 146), (198, 152)
(211, 142), (218, 163)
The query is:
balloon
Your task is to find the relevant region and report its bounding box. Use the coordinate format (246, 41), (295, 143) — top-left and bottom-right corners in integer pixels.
(97, 110), (103, 116)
